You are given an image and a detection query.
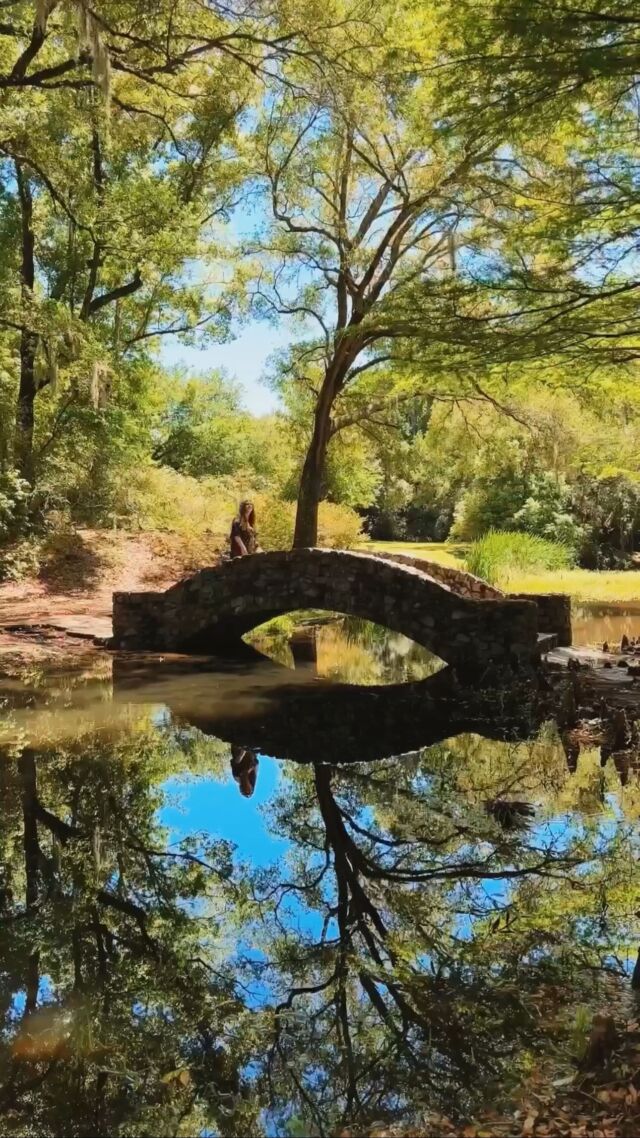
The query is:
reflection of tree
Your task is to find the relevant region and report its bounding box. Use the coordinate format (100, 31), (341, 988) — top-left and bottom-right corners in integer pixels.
(338, 614), (444, 683)
(257, 740), (634, 1135)
(0, 729), (259, 1138)
(3, 668), (639, 1137)
(249, 612), (443, 685)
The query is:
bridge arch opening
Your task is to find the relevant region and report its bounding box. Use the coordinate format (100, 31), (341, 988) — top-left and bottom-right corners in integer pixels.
(244, 610), (447, 686)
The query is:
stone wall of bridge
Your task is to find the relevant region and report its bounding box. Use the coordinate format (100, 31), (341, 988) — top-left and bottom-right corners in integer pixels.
(512, 591), (573, 647)
(113, 548), (542, 671)
(372, 551), (572, 646)
(369, 550), (504, 599)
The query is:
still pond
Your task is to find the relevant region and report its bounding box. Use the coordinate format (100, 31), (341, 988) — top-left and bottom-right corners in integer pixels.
(1, 603), (639, 1135)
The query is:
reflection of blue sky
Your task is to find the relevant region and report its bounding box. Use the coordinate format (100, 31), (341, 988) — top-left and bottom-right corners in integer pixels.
(155, 707), (637, 1018)
(162, 749), (329, 938)
(160, 740), (621, 954)
(162, 753), (288, 867)
(161, 755), (289, 1012)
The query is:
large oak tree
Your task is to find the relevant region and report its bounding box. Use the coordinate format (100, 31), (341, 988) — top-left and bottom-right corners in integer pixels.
(250, 46), (493, 546)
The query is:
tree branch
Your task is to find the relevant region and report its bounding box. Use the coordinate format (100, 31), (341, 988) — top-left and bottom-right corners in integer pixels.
(88, 269), (143, 315)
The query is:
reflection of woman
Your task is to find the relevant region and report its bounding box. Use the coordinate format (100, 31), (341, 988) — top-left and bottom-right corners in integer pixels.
(230, 745), (259, 798)
(230, 500), (260, 558)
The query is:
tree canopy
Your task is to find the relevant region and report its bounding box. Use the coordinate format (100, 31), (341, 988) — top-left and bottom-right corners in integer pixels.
(0, 0), (640, 564)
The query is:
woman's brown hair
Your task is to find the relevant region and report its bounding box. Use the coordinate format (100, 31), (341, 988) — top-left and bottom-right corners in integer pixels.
(238, 500), (256, 527)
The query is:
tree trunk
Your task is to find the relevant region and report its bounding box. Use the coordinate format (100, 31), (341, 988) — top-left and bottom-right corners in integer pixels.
(14, 162), (38, 486)
(15, 329), (38, 485)
(19, 749), (40, 910)
(292, 384), (334, 548)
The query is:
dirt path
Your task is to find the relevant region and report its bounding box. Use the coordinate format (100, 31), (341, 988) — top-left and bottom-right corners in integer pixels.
(0, 529), (218, 661)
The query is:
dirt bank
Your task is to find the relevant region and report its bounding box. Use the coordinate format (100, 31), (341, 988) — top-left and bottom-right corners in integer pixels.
(0, 529), (220, 664)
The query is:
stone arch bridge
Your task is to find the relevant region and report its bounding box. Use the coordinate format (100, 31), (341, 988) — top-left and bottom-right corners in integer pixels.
(112, 549), (570, 670)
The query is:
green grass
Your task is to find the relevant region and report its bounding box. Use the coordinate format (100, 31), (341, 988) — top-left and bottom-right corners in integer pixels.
(359, 540), (469, 569)
(356, 540), (640, 602)
(466, 530), (574, 586)
(506, 568), (640, 603)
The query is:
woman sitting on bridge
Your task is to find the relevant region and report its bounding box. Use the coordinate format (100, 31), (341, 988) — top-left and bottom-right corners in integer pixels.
(230, 499), (261, 558)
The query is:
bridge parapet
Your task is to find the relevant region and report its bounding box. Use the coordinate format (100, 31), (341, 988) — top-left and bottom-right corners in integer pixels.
(369, 550), (504, 599)
(370, 551), (572, 646)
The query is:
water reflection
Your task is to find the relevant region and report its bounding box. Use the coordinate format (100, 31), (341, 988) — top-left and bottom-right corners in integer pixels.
(121, 662), (538, 764)
(249, 611), (445, 683)
(230, 744), (259, 797)
(0, 613), (638, 1136)
(573, 601), (640, 647)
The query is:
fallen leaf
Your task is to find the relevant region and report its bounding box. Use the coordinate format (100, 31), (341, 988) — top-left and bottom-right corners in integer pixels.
(522, 1115), (538, 1136)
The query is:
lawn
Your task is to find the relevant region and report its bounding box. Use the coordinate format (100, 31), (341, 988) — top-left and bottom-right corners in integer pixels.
(361, 540), (469, 568)
(357, 541), (640, 604)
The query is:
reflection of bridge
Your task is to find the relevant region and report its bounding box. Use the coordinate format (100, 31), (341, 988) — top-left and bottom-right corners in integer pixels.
(112, 549), (568, 670)
(112, 656), (541, 765)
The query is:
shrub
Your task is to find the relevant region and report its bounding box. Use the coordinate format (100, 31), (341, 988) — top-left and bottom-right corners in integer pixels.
(572, 474), (640, 556)
(116, 464), (363, 552)
(0, 537), (41, 582)
(0, 468), (30, 542)
(513, 473), (586, 550)
(465, 530), (574, 585)
(253, 495), (295, 550)
(318, 501), (364, 548)
(451, 471), (584, 551)
(451, 475), (529, 541)
(116, 466), (249, 547)
(255, 496), (363, 550)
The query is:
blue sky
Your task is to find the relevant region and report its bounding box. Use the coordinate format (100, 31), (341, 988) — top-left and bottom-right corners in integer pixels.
(161, 318), (286, 416)
(159, 197), (316, 416)
(158, 198), (287, 416)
